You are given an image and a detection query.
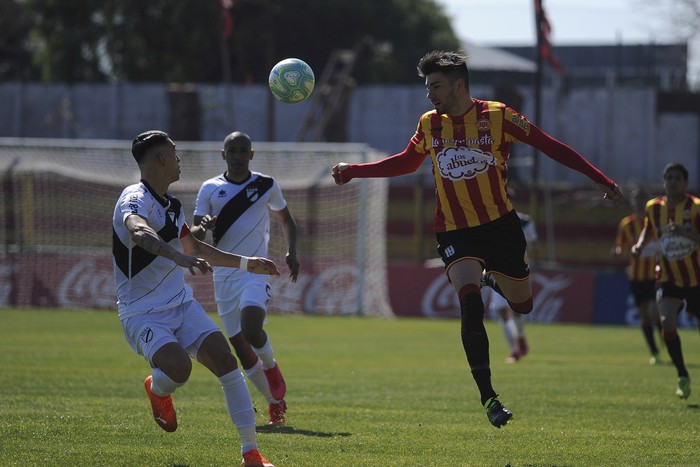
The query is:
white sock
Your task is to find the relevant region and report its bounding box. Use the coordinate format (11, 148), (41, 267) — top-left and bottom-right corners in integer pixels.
(151, 367), (184, 396)
(253, 337), (276, 369)
(244, 359), (277, 403)
(219, 370), (257, 454)
(500, 318), (518, 353)
(513, 313), (525, 336)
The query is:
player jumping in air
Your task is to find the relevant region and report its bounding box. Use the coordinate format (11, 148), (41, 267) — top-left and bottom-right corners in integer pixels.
(332, 50), (622, 428)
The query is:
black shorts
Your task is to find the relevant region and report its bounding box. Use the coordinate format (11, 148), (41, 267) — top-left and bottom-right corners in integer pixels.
(435, 210), (529, 280)
(658, 283), (700, 317)
(629, 280), (656, 307)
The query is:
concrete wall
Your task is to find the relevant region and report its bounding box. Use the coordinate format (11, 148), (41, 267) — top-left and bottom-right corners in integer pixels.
(1, 82), (697, 187)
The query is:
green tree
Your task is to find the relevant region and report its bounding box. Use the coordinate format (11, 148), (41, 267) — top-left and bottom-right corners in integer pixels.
(9, 0), (461, 84)
(0, 0), (38, 80)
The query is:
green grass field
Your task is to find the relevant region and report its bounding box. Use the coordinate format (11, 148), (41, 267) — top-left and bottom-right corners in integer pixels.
(1, 308), (699, 466)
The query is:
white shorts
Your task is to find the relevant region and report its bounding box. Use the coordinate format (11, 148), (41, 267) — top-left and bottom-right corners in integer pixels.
(214, 274), (271, 338)
(121, 300), (221, 366)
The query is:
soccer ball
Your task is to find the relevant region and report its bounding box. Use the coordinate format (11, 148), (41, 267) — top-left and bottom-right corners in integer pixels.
(268, 58), (315, 104)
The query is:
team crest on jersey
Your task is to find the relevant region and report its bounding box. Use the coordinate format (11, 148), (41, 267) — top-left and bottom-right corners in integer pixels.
(436, 147), (497, 181)
(476, 119), (490, 131)
(246, 186), (259, 202)
(217, 189), (227, 198)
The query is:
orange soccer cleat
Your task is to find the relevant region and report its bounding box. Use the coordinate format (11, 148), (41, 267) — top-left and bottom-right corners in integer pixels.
(144, 375), (177, 432)
(241, 449), (274, 467)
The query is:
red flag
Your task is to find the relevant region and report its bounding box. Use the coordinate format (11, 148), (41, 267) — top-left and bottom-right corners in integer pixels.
(220, 0), (234, 39)
(534, 0), (565, 75)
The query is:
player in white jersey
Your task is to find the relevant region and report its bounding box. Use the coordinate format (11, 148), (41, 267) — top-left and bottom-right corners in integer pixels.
(483, 212), (538, 363)
(112, 130), (277, 467)
(192, 131), (299, 426)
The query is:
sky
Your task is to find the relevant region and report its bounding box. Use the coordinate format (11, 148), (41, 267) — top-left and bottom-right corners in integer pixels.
(437, 0), (699, 87)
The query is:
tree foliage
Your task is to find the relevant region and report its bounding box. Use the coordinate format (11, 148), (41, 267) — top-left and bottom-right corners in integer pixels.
(3, 0), (461, 84)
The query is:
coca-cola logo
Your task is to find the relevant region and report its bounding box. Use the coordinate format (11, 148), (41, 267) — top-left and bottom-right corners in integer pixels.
(59, 259), (116, 309)
(420, 272), (572, 322)
(268, 263), (365, 315)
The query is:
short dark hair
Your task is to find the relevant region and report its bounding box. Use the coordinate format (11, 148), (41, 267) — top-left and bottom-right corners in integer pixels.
(663, 162), (688, 181)
(417, 50), (470, 87)
(131, 130), (170, 163)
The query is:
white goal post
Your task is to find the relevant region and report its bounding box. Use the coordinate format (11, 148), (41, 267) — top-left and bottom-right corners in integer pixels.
(0, 137), (393, 317)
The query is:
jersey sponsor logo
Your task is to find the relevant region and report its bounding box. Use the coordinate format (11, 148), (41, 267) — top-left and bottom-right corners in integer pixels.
(467, 135), (494, 146)
(511, 114), (530, 132)
(436, 147), (497, 181)
(659, 233), (697, 261)
(476, 119), (491, 131)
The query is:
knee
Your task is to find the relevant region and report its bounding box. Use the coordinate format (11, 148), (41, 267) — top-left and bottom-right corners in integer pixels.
(200, 334), (238, 376)
(509, 296), (533, 315)
(163, 357), (192, 384)
(153, 344), (192, 384)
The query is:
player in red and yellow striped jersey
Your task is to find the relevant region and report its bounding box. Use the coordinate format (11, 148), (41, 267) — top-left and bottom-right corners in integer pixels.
(633, 162), (700, 399)
(331, 50), (623, 428)
(612, 188), (662, 364)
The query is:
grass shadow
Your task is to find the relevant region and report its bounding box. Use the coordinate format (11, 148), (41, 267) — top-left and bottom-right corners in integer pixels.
(256, 424), (351, 437)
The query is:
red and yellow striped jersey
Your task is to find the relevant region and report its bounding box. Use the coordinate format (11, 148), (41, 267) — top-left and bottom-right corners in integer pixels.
(644, 194), (700, 287)
(615, 213), (656, 281)
(411, 100), (524, 231)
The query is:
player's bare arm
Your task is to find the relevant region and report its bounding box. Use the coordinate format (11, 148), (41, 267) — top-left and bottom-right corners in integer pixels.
(273, 207), (300, 282)
(631, 225), (650, 257)
(182, 233), (280, 276)
(125, 214), (211, 275)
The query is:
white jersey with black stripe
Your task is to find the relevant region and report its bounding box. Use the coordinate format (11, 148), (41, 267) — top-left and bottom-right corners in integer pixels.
(194, 171), (286, 283)
(112, 181), (193, 319)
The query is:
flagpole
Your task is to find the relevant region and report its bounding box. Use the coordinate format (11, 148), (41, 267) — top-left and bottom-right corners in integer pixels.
(529, 0), (543, 230)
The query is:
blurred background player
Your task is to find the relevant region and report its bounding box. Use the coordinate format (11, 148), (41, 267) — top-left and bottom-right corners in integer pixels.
(485, 210), (538, 363)
(633, 162), (700, 399)
(192, 131), (299, 426)
(113, 130), (277, 466)
(612, 187), (663, 365)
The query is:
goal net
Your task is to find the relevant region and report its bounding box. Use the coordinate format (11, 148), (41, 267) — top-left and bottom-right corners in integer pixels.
(0, 137), (393, 317)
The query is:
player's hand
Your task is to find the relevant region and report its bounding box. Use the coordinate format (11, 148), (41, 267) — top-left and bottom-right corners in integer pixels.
(286, 252), (300, 283)
(245, 257), (281, 276)
(630, 244), (642, 257)
(331, 163), (349, 185)
(177, 255), (213, 275)
(598, 182), (624, 202)
(199, 214), (217, 231)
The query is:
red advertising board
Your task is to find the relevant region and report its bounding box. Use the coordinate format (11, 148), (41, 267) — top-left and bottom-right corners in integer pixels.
(387, 261), (596, 323)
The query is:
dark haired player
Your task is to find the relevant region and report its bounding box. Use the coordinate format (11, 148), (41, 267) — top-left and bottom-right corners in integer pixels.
(331, 50), (623, 428)
(112, 130), (277, 466)
(633, 162), (700, 399)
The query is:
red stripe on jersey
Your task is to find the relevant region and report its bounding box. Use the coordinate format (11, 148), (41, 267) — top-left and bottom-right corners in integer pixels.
(180, 223), (190, 238)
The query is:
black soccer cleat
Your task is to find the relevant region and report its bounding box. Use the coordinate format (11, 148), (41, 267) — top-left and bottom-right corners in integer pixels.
(484, 396), (513, 428)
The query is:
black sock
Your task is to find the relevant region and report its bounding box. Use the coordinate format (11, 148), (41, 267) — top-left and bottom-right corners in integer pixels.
(664, 331), (689, 378)
(460, 291), (496, 405)
(641, 324), (658, 354)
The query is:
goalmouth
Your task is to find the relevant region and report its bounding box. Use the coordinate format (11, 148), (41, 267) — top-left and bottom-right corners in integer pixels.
(0, 137), (393, 317)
